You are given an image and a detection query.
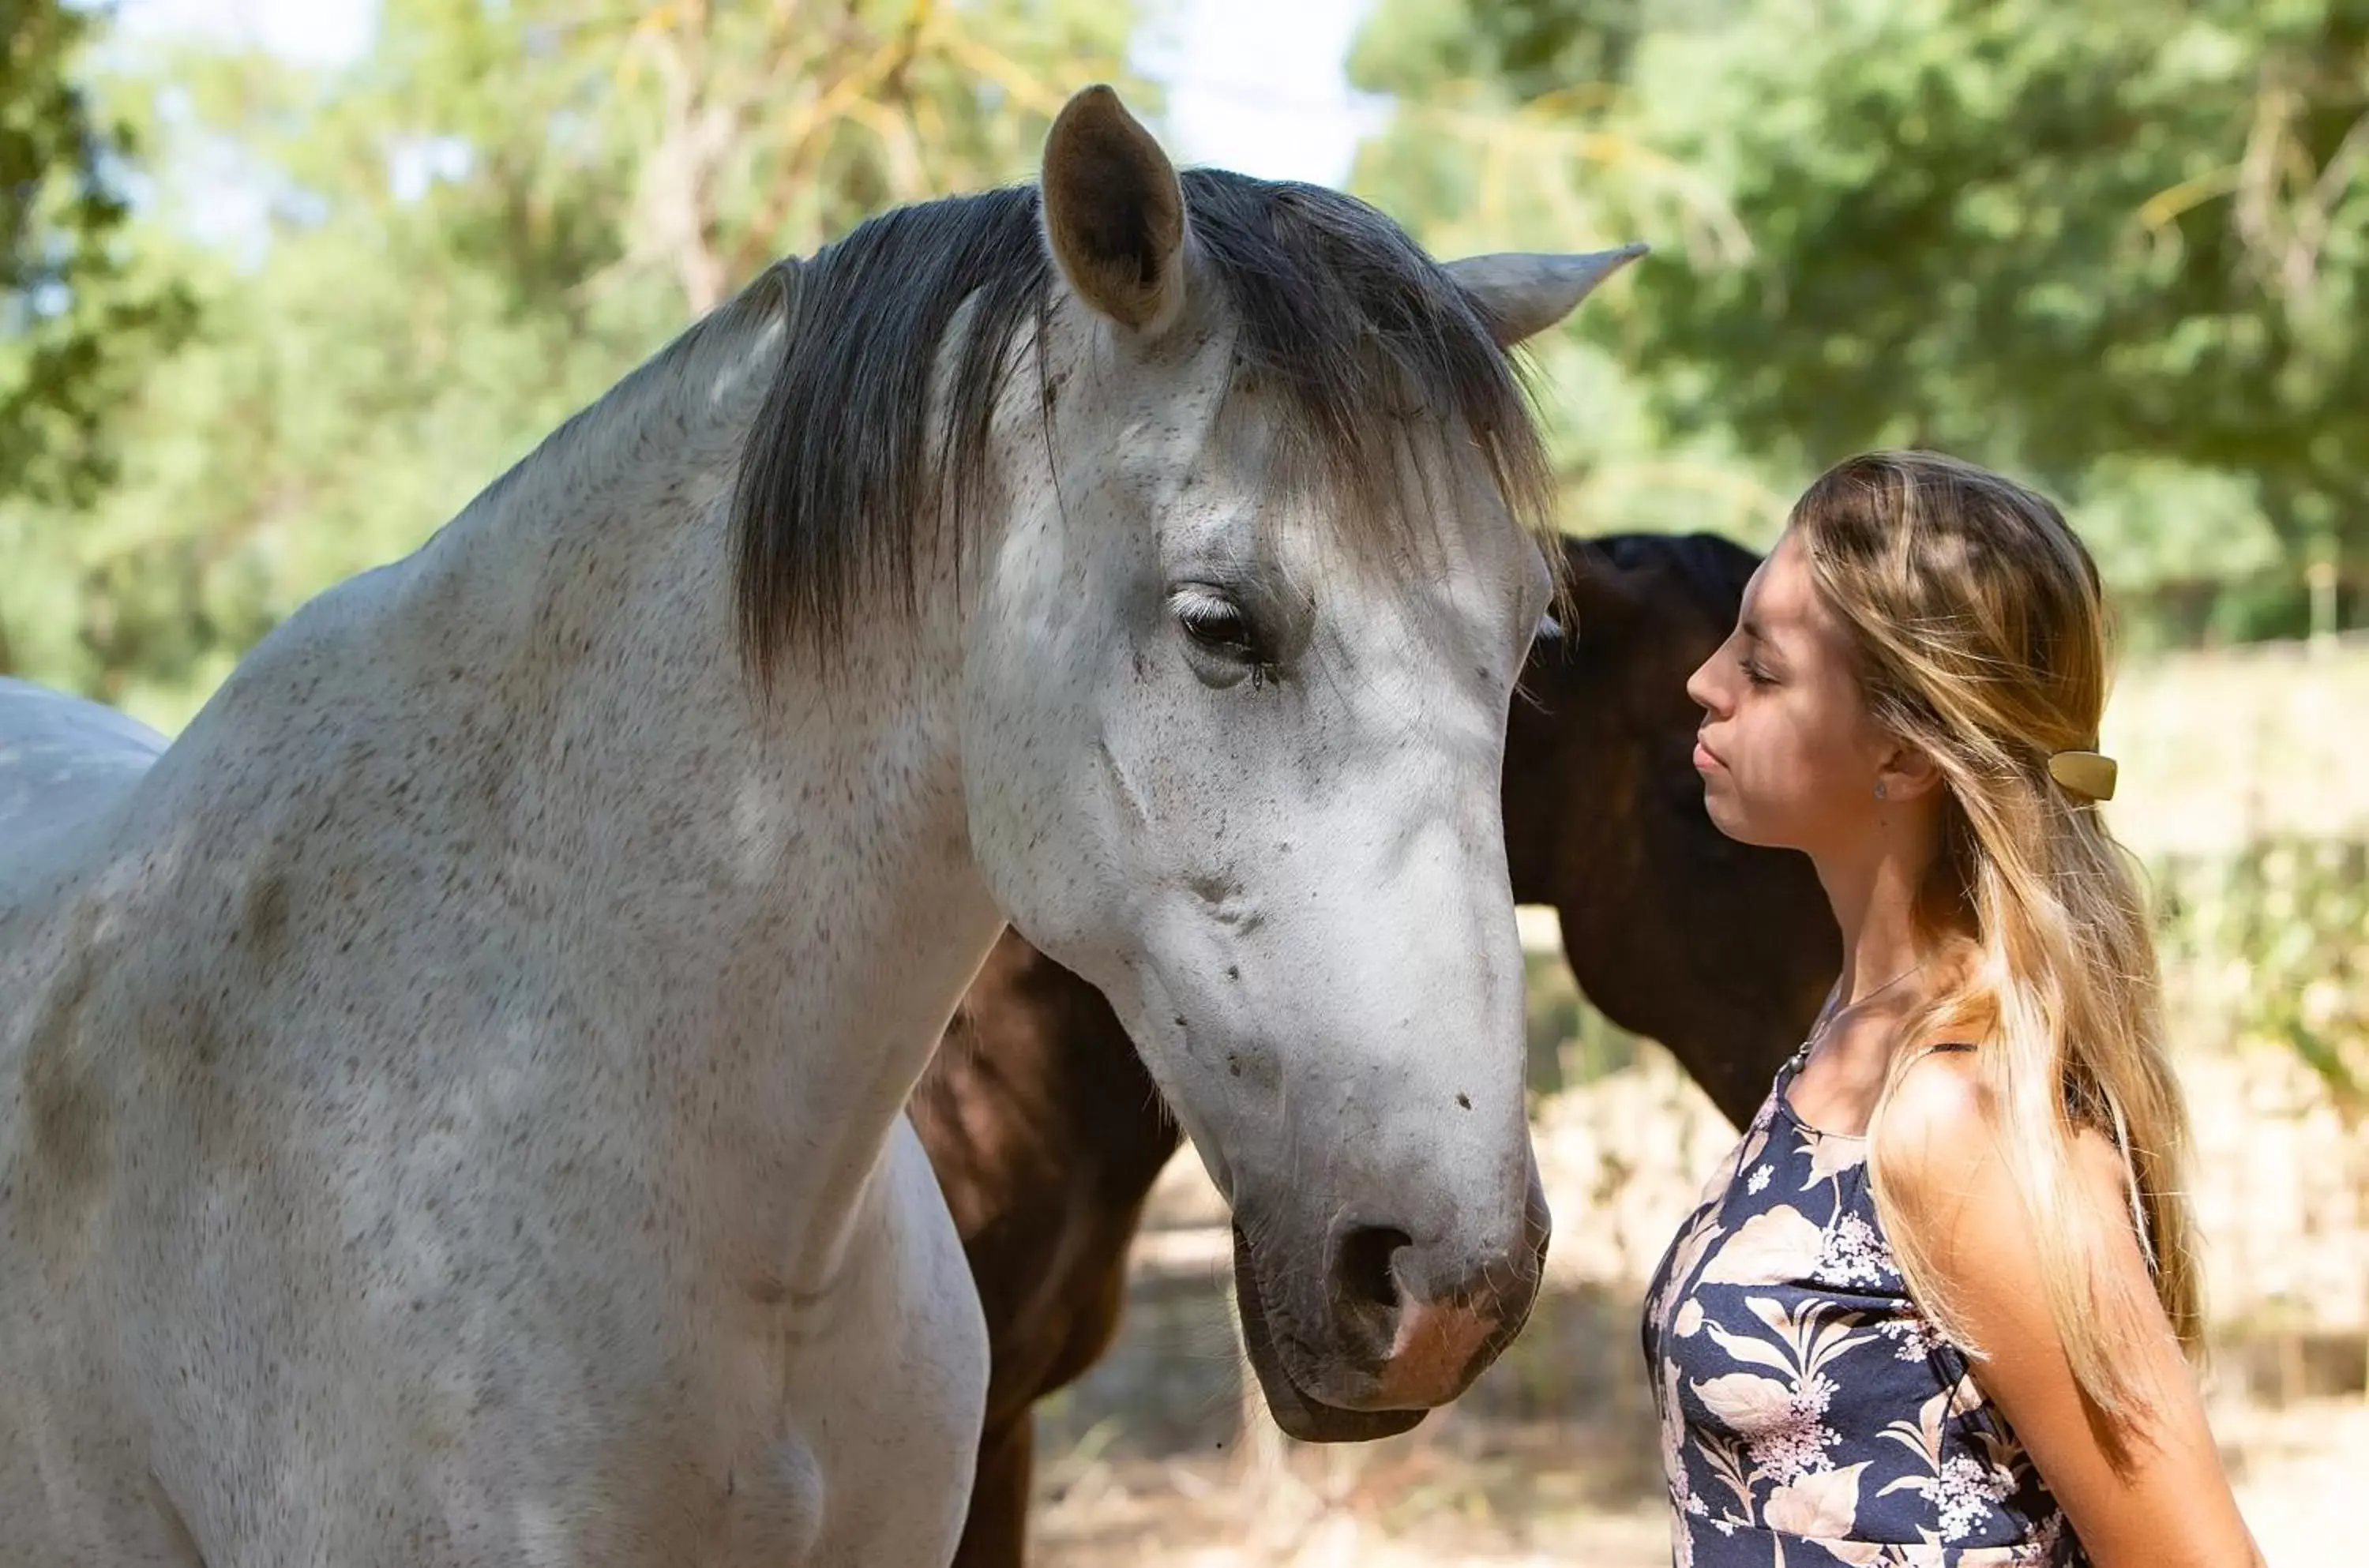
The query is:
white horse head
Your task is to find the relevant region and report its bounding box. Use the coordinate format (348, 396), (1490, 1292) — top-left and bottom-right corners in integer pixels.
(731, 86), (1641, 1439)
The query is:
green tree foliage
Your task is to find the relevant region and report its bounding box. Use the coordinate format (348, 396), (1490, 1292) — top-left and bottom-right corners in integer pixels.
(0, 0), (191, 512)
(1617, 1), (2368, 580)
(6, 0), (1145, 726)
(1348, 0), (2369, 635)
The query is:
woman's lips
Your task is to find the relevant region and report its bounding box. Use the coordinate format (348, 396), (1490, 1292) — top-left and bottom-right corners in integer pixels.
(1692, 738), (1725, 774)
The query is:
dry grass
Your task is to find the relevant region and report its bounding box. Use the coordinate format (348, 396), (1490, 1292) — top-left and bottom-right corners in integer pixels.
(2101, 637), (2369, 857)
(1028, 1396), (2356, 1566)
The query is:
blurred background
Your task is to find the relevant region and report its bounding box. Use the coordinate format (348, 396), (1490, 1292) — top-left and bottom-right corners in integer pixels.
(4, 0), (2361, 1559)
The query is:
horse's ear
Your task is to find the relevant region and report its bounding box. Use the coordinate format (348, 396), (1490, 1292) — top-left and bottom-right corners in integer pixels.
(1558, 537), (1652, 647)
(1040, 84), (1188, 336)
(1445, 246), (1649, 347)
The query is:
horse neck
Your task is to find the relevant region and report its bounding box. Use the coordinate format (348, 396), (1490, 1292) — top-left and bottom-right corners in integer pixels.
(1036, 954), (1183, 1204)
(200, 279), (1007, 1289)
(920, 934), (1184, 1240)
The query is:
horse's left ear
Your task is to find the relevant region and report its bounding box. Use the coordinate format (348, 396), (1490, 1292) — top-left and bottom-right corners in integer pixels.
(1556, 536), (1652, 647)
(1040, 84), (1188, 336)
(1444, 246), (1649, 347)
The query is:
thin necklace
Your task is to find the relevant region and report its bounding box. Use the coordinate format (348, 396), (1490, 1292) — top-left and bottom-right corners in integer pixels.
(1793, 958), (1928, 1066)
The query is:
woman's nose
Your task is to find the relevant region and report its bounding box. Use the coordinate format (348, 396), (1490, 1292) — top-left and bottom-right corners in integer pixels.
(1684, 654), (1724, 717)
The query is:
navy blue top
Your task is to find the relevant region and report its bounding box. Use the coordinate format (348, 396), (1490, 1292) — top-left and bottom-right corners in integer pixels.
(1640, 1045), (2084, 1566)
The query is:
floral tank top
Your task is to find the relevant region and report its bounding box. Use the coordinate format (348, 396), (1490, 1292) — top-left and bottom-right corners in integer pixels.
(1640, 1044), (2084, 1566)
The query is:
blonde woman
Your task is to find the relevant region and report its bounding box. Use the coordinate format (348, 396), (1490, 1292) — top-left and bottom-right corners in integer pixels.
(1642, 452), (2264, 1566)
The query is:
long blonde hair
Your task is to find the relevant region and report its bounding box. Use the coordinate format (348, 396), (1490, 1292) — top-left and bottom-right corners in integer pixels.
(1792, 450), (2201, 1421)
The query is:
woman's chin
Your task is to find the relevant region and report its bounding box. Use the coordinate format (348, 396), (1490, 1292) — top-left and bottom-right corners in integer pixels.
(1701, 789), (1773, 849)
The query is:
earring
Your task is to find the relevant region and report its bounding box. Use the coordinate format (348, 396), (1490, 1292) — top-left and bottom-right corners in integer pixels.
(1874, 780), (1888, 801)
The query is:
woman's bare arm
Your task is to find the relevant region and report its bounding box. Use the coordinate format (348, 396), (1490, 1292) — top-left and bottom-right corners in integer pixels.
(1883, 1052), (2265, 1568)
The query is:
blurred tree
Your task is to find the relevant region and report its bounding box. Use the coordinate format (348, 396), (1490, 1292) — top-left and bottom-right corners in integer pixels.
(1347, 0), (2369, 632)
(6, 0), (1147, 726)
(602, 0), (1151, 314)
(0, 0), (192, 635)
(1612, 0), (2368, 589)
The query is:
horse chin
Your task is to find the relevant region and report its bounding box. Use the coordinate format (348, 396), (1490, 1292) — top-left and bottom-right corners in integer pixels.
(1229, 1227), (1429, 1445)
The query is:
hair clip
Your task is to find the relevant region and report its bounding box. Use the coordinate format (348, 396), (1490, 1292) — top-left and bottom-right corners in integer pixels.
(2047, 748), (2117, 804)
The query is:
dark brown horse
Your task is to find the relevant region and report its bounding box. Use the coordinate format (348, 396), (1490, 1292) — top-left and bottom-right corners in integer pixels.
(907, 531), (1842, 1568)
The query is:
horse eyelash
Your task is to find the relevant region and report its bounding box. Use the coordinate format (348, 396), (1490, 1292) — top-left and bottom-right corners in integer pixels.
(1173, 591), (1273, 670)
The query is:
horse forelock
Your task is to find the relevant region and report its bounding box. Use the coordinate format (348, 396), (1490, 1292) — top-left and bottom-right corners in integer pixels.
(726, 171), (1558, 679)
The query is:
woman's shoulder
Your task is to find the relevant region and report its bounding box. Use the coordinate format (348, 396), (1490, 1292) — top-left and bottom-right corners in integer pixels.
(1881, 1042), (1990, 1156)
(1879, 1043), (2134, 1248)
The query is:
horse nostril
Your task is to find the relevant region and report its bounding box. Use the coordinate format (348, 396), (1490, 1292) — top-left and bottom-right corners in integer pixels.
(1335, 1225), (1411, 1314)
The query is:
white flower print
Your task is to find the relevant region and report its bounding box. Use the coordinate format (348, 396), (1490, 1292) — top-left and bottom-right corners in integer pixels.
(1818, 1212), (1893, 1287)
(1653, 1065), (2080, 1562)
(1658, 1352), (1696, 1516)
(1875, 1313), (1954, 1363)
(1799, 1125), (1870, 1185)
(1649, 1206), (1725, 1340)
(1739, 1295), (1879, 1382)
(1744, 1371), (1843, 1485)
(1933, 1453), (2018, 1538)
(1691, 1371), (1796, 1435)
(1694, 1427), (1759, 1521)
(1698, 1115), (1773, 1209)
(1763, 1460), (1871, 1536)
(1699, 1204), (1824, 1286)
(1883, 1452), (2018, 1541)
(1876, 1379), (2025, 1544)
(1647, 1191), (1721, 1332)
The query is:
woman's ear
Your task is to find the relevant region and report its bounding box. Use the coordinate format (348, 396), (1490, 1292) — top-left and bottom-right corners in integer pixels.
(1875, 745), (1946, 804)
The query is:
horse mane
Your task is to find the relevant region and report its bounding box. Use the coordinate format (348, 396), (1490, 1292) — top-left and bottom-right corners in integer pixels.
(729, 172), (1557, 673)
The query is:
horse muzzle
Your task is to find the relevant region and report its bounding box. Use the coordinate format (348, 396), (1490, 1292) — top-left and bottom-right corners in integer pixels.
(1229, 1168), (1552, 1443)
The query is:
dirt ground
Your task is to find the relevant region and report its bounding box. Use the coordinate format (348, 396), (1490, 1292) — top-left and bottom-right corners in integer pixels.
(1028, 1390), (2356, 1566)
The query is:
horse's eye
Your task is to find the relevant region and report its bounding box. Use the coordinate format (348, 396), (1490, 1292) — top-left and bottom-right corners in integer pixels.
(1174, 591), (1258, 658)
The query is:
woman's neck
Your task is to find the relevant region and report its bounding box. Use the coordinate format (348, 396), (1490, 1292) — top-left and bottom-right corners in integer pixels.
(1787, 844), (1948, 1130)
(1818, 841), (1938, 1012)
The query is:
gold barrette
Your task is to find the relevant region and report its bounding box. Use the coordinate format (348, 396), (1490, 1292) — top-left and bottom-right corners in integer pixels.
(2047, 748), (2117, 804)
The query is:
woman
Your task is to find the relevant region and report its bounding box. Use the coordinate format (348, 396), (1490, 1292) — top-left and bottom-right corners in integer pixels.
(1643, 452), (2264, 1566)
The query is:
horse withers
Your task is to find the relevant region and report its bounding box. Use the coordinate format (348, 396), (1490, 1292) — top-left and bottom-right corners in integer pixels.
(0, 87), (1640, 1566)
(912, 531), (1842, 1567)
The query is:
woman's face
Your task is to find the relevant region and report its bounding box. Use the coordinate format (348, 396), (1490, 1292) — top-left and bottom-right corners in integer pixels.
(1684, 529), (1892, 857)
